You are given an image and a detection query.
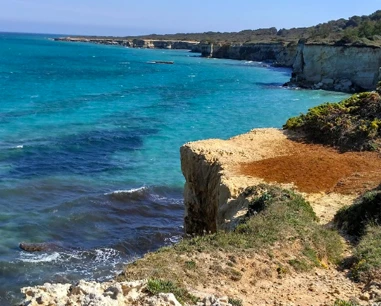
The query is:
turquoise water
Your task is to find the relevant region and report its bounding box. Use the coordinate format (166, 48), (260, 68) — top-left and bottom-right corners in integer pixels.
(0, 32), (349, 304)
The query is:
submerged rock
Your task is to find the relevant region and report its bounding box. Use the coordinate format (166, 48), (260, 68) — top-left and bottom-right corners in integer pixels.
(19, 242), (60, 252)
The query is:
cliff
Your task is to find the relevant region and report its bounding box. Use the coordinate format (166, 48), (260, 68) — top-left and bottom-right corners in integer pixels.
(198, 42), (298, 67)
(289, 43), (381, 91)
(180, 129), (292, 234)
(181, 128), (381, 234)
(196, 41), (381, 91)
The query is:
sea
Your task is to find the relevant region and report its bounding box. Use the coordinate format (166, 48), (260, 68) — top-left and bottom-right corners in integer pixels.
(0, 32), (349, 304)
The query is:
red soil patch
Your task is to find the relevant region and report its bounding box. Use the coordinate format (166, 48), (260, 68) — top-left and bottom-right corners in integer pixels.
(240, 142), (381, 194)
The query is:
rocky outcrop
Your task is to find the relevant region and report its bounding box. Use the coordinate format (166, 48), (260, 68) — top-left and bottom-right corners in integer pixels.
(20, 280), (185, 306)
(289, 43), (381, 92)
(180, 129), (294, 234)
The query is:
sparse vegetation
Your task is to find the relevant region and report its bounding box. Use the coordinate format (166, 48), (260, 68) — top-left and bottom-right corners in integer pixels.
(333, 300), (359, 306)
(335, 185), (381, 236)
(284, 90), (381, 152)
(351, 225), (381, 282)
(118, 185), (343, 290)
(146, 279), (199, 305)
(335, 185), (381, 283)
(228, 297), (243, 306)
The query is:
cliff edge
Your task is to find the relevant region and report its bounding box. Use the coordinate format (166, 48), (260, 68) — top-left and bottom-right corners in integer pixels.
(181, 128), (381, 234)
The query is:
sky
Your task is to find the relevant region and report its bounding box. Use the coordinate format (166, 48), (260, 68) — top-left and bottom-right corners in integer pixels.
(0, 0), (380, 36)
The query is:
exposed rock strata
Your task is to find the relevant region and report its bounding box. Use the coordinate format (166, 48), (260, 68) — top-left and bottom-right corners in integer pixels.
(198, 42), (298, 67)
(181, 129), (290, 234)
(199, 41), (381, 92)
(289, 43), (381, 92)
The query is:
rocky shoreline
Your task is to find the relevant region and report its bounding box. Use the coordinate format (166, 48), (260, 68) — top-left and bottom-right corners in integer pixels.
(20, 126), (381, 305)
(21, 280), (231, 306)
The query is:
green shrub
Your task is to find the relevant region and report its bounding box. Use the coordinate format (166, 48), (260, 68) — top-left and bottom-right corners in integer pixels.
(335, 185), (381, 236)
(284, 92), (381, 152)
(228, 297), (243, 306)
(334, 185), (381, 282)
(351, 225), (381, 281)
(333, 300), (359, 306)
(146, 279), (199, 304)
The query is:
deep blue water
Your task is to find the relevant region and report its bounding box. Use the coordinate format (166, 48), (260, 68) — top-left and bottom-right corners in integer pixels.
(0, 32), (349, 304)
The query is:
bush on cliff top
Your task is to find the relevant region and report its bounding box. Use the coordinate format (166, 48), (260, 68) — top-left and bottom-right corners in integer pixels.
(284, 90), (381, 151)
(335, 185), (381, 236)
(335, 185), (381, 282)
(350, 225), (381, 282)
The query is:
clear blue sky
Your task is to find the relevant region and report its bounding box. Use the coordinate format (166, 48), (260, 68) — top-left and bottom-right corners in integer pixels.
(1, 0), (380, 36)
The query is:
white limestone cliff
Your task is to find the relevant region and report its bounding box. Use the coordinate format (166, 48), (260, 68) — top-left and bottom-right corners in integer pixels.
(290, 43), (381, 92)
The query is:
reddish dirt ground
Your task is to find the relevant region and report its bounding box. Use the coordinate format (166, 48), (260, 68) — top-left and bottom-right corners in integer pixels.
(240, 142), (381, 194)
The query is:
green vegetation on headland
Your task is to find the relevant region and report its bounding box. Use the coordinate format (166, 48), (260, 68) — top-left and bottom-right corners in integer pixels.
(284, 85), (381, 151)
(76, 10), (381, 47)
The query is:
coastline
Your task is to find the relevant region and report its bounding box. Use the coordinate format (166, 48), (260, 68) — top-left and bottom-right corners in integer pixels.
(15, 34), (381, 305)
(55, 36), (381, 93)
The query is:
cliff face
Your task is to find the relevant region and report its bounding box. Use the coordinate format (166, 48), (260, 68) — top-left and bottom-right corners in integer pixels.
(214, 43), (298, 67)
(197, 41), (381, 91)
(290, 43), (381, 92)
(197, 42), (297, 67)
(180, 129), (295, 234)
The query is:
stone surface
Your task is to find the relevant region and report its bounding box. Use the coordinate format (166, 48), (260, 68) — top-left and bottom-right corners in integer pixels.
(20, 279), (234, 306)
(21, 280), (149, 306)
(291, 43), (381, 91)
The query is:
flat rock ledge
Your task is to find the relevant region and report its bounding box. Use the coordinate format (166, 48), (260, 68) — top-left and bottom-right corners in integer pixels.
(20, 279), (232, 306)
